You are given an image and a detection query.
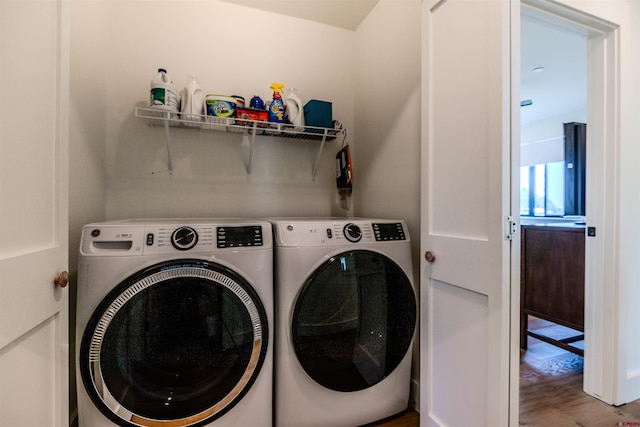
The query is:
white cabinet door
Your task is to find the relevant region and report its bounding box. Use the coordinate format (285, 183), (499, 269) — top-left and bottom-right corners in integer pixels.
(420, 1), (514, 426)
(0, 0), (69, 425)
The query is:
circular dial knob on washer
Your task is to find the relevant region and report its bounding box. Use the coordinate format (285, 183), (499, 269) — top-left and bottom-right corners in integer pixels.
(171, 226), (198, 250)
(343, 223), (362, 242)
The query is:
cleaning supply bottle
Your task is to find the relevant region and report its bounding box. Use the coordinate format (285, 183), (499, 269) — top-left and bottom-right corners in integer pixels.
(268, 83), (285, 123)
(250, 95), (265, 110)
(179, 75), (204, 123)
(285, 87), (305, 130)
(150, 68), (179, 117)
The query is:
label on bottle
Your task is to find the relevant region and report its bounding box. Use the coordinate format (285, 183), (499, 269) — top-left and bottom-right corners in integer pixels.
(269, 99), (285, 123)
(150, 87), (179, 110)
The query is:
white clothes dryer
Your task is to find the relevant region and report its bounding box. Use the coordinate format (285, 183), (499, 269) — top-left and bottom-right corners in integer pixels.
(268, 218), (417, 427)
(76, 219), (273, 427)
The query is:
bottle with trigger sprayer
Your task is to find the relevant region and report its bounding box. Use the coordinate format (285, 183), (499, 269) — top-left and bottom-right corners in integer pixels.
(268, 83), (285, 123)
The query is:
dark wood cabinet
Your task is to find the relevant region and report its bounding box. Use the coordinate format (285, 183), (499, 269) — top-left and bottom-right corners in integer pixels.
(520, 224), (585, 355)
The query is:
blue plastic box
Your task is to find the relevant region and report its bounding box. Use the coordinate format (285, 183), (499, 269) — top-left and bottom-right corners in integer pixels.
(303, 100), (333, 130)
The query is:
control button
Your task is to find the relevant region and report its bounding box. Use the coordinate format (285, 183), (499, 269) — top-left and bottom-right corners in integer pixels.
(146, 233), (154, 246)
(171, 226), (198, 251)
(343, 223), (362, 243)
(91, 229), (100, 238)
(326, 228), (333, 239)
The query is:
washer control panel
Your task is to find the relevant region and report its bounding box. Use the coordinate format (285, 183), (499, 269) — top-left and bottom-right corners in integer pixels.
(372, 222), (406, 241)
(81, 220), (270, 256)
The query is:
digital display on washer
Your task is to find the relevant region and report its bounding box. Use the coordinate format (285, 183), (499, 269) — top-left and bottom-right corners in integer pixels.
(217, 226), (263, 248)
(372, 222), (406, 241)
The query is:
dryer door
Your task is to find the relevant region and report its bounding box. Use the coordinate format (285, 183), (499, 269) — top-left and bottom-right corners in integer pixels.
(80, 259), (268, 427)
(292, 250), (416, 392)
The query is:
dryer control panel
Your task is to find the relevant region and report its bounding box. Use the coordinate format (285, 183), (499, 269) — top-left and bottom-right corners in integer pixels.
(272, 219), (409, 247)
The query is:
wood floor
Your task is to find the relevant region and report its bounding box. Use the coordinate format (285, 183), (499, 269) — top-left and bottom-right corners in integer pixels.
(519, 317), (640, 426)
(371, 317), (640, 427)
(364, 409), (419, 427)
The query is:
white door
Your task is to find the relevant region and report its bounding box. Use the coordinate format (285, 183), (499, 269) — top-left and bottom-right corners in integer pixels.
(420, 1), (516, 426)
(0, 0), (70, 425)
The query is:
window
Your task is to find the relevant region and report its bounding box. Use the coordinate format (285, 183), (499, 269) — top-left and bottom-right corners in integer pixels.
(520, 161), (565, 217)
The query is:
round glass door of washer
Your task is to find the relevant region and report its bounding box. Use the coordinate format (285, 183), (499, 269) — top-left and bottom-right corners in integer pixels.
(292, 250), (416, 392)
(80, 259), (268, 427)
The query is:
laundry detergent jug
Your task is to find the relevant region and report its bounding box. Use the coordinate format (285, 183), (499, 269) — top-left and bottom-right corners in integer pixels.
(149, 68), (179, 118)
(285, 87), (305, 130)
(180, 75), (205, 123)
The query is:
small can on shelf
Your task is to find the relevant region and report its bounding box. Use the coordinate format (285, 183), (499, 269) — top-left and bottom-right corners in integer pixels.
(236, 108), (268, 127)
(206, 94), (236, 130)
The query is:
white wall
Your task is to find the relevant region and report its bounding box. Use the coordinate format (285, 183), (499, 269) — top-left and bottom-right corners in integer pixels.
(68, 1), (109, 420)
(354, 0), (422, 407)
(99, 1), (356, 220)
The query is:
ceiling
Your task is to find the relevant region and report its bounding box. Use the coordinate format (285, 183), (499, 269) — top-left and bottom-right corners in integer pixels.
(219, 1), (587, 126)
(218, 0), (379, 31)
(520, 13), (588, 125)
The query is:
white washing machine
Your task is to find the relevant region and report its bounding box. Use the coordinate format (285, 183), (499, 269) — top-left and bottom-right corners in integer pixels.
(76, 219), (273, 427)
(268, 218), (417, 427)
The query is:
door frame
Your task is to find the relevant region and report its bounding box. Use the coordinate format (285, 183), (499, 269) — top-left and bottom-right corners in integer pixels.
(511, 0), (620, 421)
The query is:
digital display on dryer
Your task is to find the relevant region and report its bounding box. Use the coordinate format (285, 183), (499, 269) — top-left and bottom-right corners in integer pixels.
(217, 226), (263, 248)
(372, 223), (406, 241)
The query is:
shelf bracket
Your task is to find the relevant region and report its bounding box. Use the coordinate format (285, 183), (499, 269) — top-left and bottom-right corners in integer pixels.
(163, 117), (174, 175)
(311, 130), (329, 180)
(240, 122), (258, 174)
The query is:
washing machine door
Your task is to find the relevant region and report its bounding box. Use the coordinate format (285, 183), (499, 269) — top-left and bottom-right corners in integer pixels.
(292, 250), (416, 392)
(80, 259), (268, 427)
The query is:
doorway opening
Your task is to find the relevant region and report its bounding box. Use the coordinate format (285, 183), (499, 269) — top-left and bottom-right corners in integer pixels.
(518, 4), (588, 410)
(517, 0), (620, 423)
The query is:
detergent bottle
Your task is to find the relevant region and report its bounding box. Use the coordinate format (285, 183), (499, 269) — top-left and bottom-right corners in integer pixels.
(268, 83), (285, 123)
(179, 75), (205, 123)
(285, 87), (305, 130)
(149, 68), (179, 117)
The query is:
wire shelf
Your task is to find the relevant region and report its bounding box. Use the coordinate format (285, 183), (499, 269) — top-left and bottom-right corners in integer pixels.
(135, 107), (344, 141)
(134, 107), (346, 178)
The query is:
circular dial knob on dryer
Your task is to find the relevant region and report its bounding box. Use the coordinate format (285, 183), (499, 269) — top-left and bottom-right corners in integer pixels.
(343, 223), (362, 242)
(171, 226), (198, 250)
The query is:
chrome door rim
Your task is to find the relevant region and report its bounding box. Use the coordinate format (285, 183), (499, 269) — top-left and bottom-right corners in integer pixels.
(81, 261), (267, 427)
